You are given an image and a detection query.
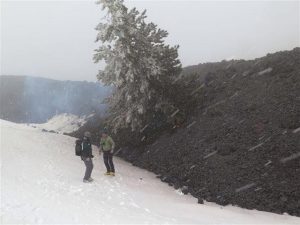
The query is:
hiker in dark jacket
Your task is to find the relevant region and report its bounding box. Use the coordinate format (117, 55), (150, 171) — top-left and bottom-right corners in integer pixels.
(99, 129), (116, 176)
(81, 131), (94, 183)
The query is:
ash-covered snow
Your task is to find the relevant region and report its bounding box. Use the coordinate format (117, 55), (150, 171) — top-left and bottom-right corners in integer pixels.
(30, 113), (91, 134)
(1, 120), (300, 224)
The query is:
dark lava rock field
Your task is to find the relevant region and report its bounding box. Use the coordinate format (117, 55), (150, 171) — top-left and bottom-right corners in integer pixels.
(118, 48), (300, 216)
(70, 48), (300, 216)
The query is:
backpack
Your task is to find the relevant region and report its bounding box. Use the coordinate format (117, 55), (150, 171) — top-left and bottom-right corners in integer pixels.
(75, 139), (83, 156)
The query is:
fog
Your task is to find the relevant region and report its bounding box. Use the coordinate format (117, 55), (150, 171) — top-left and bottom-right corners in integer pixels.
(1, 0), (299, 81)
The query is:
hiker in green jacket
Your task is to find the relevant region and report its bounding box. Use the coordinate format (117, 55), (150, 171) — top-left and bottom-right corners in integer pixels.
(99, 129), (116, 176)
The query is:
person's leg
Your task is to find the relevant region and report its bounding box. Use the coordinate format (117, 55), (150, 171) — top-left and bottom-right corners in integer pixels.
(103, 152), (110, 173)
(108, 153), (115, 173)
(83, 158), (93, 180)
(87, 159), (93, 179)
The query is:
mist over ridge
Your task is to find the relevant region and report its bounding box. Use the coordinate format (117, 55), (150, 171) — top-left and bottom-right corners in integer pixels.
(0, 75), (111, 123)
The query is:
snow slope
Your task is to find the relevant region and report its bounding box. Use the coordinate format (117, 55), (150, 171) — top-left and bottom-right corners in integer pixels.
(30, 113), (90, 134)
(1, 120), (300, 224)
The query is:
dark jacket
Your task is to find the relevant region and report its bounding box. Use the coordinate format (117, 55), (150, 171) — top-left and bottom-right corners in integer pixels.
(81, 137), (93, 158)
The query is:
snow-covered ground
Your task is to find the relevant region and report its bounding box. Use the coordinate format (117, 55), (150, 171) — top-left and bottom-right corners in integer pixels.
(1, 120), (300, 224)
(30, 113), (91, 134)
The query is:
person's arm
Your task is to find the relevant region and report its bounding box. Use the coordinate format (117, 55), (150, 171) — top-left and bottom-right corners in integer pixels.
(99, 138), (103, 154)
(109, 137), (115, 153)
(89, 142), (93, 158)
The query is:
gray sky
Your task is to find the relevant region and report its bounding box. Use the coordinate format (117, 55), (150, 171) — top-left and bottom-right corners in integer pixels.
(1, 0), (299, 82)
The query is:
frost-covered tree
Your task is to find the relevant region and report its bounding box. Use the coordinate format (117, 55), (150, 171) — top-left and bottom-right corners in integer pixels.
(94, 0), (181, 132)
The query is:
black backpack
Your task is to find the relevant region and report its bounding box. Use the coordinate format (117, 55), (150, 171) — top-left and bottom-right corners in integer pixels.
(75, 139), (83, 156)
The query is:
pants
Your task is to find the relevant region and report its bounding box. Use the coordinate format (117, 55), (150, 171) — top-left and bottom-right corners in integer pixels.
(103, 152), (115, 173)
(83, 157), (93, 180)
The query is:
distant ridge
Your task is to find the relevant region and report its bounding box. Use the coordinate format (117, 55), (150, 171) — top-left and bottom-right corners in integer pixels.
(0, 75), (111, 123)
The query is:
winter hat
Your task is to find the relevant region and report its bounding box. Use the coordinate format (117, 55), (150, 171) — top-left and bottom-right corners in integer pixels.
(84, 131), (91, 138)
(101, 127), (108, 134)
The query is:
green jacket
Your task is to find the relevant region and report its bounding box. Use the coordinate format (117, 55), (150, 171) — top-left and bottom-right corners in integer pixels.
(100, 136), (115, 152)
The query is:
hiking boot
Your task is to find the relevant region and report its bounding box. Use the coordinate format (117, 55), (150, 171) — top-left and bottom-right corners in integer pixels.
(88, 178), (94, 182)
(104, 172), (110, 175)
(83, 179), (89, 183)
(110, 172), (115, 176)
